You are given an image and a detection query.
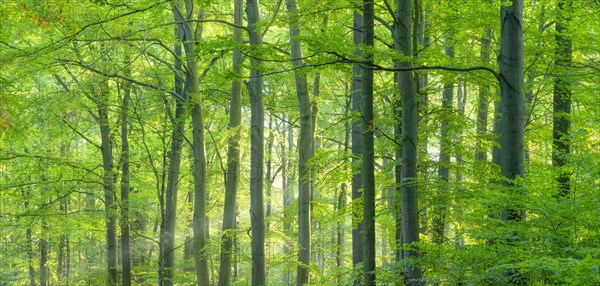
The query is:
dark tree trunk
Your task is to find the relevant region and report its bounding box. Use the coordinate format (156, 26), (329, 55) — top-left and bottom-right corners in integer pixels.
(361, 0), (376, 285)
(499, 0), (525, 221)
(498, 0), (525, 282)
(397, 0), (423, 284)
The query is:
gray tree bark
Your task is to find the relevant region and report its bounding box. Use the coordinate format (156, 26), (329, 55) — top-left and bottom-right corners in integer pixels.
(120, 53), (132, 286)
(284, 0), (314, 284)
(397, 0), (423, 284)
(25, 212), (35, 286)
(158, 40), (186, 286)
(499, 0), (525, 222)
(432, 43), (454, 245)
(97, 58), (117, 285)
(351, 10), (364, 286)
(173, 2), (211, 283)
(40, 215), (48, 286)
(476, 25), (493, 163)
(361, 0), (376, 285)
(218, 0), (244, 283)
(246, 0), (267, 284)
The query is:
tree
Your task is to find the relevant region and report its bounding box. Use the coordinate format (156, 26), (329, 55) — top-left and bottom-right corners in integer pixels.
(96, 47), (118, 286)
(351, 9), (365, 286)
(159, 39), (186, 286)
(246, 0), (267, 284)
(171, 1), (211, 284)
(498, 0), (524, 221)
(120, 52), (132, 286)
(361, 0), (376, 285)
(498, 0), (525, 282)
(396, 0), (422, 284)
(432, 40), (454, 245)
(284, 0), (314, 284)
(217, 0), (244, 284)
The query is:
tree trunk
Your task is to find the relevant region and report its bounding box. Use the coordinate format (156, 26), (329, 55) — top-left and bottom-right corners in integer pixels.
(361, 0), (376, 285)
(25, 198), (35, 286)
(337, 93), (351, 274)
(553, 0), (572, 198)
(172, 2), (211, 284)
(158, 39), (186, 286)
(266, 117), (274, 231)
(283, 122), (293, 284)
(499, 0), (525, 221)
(58, 193), (70, 282)
(476, 24), (493, 163)
(40, 215), (48, 286)
(415, 0), (430, 237)
(218, 0), (244, 283)
(351, 10), (364, 286)
(454, 80), (466, 247)
(120, 52), (132, 286)
(432, 43), (454, 245)
(498, 0), (525, 282)
(97, 60), (118, 285)
(397, 0), (423, 284)
(246, 0), (267, 284)
(284, 0), (314, 284)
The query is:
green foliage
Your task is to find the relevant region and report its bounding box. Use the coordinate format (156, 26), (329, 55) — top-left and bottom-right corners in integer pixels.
(0, 0), (599, 284)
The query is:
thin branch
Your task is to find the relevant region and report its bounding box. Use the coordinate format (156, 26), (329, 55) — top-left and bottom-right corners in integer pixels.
(55, 114), (101, 149)
(58, 59), (186, 102)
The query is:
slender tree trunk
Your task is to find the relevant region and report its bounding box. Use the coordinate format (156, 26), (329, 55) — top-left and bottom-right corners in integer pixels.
(476, 23), (493, 163)
(351, 10), (364, 285)
(432, 43), (454, 245)
(284, 0), (313, 284)
(397, 0), (423, 284)
(40, 215), (48, 286)
(553, 0), (572, 198)
(58, 193), (70, 282)
(282, 122), (293, 285)
(361, 0), (376, 285)
(97, 60), (118, 285)
(158, 38), (186, 285)
(266, 118), (274, 231)
(246, 0), (266, 284)
(415, 0), (430, 236)
(218, 0), (244, 283)
(120, 52), (133, 286)
(25, 198), (35, 286)
(337, 93), (351, 274)
(454, 81), (466, 247)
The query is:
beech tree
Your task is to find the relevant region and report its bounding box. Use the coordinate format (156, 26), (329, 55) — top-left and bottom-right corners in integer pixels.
(246, 0), (267, 284)
(284, 0), (314, 284)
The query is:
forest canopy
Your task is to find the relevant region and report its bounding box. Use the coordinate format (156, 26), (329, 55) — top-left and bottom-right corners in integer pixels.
(1, 0), (599, 285)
